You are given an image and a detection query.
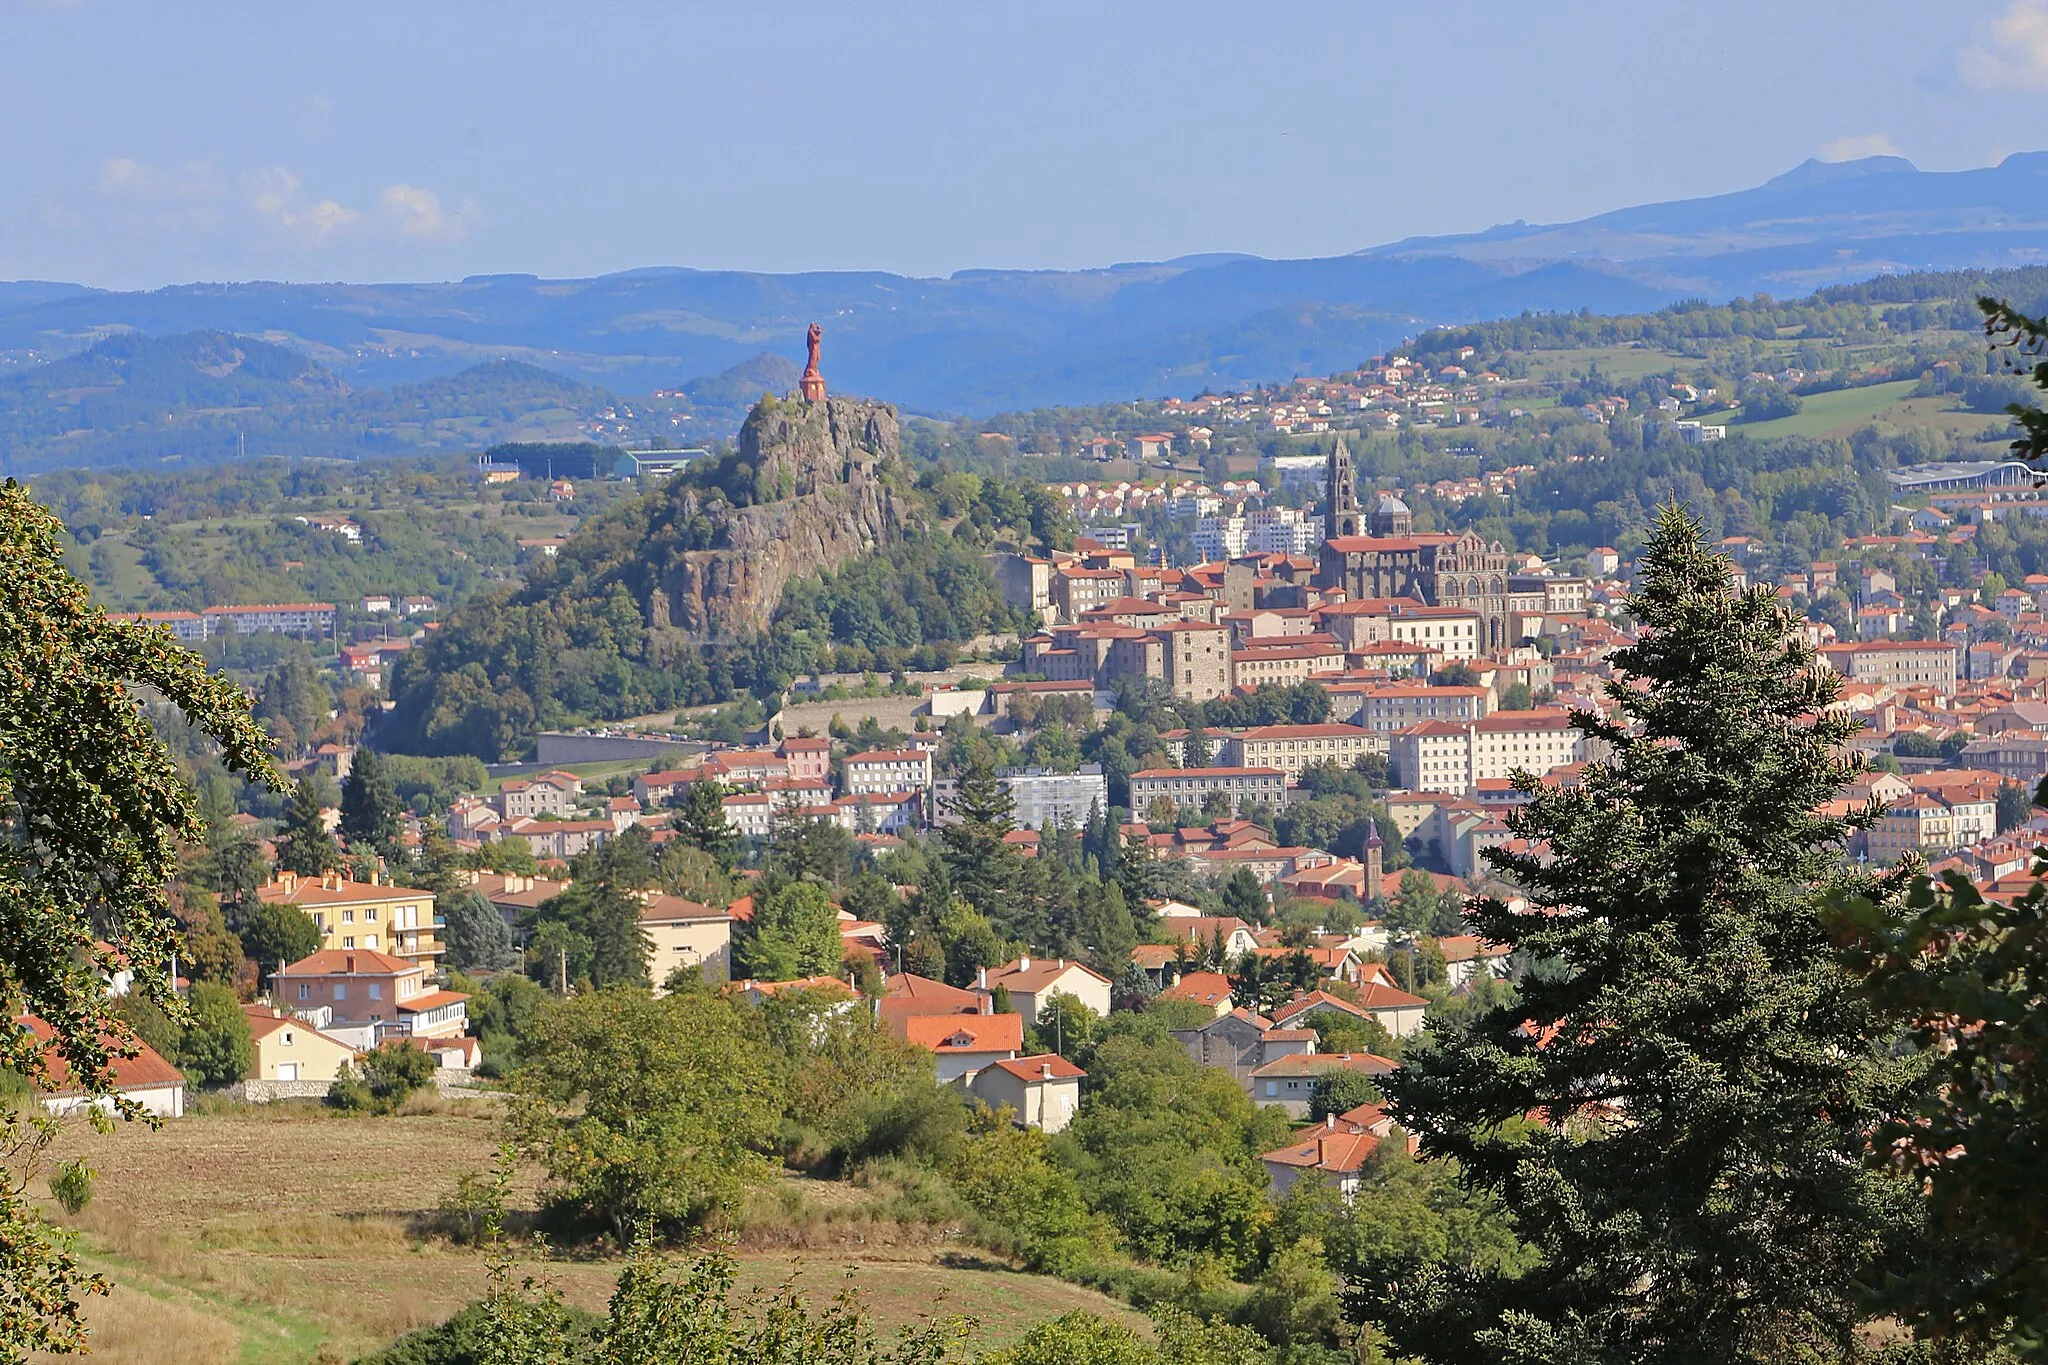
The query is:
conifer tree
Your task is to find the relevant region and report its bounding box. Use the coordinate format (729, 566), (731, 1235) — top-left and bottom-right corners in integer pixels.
(338, 746), (403, 853)
(671, 775), (737, 868)
(1356, 505), (1927, 1365)
(939, 749), (1023, 925)
(278, 773), (341, 875)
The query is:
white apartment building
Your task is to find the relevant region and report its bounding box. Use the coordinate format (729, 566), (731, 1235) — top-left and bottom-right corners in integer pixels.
(1228, 724), (1385, 778)
(845, 749), (935, 796)
(1129, 766), (1288, 815)
(1246, 507), (1324, 555)
(1390, 710), (1584, 795)
(1358, 684), (1493, 733)
(1193, 515), (1250, 561)
(1386, 607), (1483, 661)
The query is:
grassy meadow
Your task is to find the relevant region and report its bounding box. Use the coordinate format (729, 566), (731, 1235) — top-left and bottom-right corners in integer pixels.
(28, 1099), (1141, 1364)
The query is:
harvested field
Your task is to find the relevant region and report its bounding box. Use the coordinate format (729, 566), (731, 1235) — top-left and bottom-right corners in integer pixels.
(34, 1102), (1139, 1362)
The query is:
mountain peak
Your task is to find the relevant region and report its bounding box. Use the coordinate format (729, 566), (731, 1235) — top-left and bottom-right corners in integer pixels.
(1763, 155), (1919, 190)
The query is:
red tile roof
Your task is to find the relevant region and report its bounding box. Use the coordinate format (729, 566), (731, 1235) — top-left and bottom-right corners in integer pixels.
(17, 1015), (184, 1095)
(899, 1012), (1025, 1054)
(986, 1053), (1086, 1082)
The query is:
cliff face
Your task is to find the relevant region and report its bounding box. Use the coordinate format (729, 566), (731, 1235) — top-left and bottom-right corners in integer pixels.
(647, 394), (905, 642)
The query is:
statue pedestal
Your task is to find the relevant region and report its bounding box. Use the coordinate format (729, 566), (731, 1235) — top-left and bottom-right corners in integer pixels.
(800, 372), (826, 402)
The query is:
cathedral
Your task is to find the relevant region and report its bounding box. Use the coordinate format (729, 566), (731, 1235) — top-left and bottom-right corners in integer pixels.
(1314, 437), (1514, 648)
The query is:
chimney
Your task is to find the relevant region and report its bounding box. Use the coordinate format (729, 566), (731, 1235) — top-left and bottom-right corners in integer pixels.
(345, 954), (355, 973)
(977, 966), (987, 991)
(1019, 955), (1031, 971)
(1040, 1062), (1054, 1080)
(1325, 1113), (1336, 1129)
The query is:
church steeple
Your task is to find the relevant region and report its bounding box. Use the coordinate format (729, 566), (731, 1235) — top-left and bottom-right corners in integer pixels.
(1327, 436), (1362, 538)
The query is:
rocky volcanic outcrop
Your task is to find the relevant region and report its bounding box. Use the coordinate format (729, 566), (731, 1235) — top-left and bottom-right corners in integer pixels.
(646, 393), (906, 641)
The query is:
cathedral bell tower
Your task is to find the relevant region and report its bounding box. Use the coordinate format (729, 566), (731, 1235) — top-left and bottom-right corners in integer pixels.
(1326, 436), (1362, 538)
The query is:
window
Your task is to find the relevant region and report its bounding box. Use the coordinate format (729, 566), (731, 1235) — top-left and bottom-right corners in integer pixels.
(342, 910), (354, 924)
(365, 935), (378, 950)
(297, 984), (310, 1001)
(368, 983), (382, 1000)
(281, 1031), (294, 1046)
(1265, 1081), (1278, 1097)
(343, 937), (355, 949)
(365, 908), (378, 922)
(334, 983), (347, 1000)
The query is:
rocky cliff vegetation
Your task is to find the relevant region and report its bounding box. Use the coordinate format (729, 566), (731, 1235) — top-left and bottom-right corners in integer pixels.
(381, 390), (1062, 759)
(647, 394), (908, 641)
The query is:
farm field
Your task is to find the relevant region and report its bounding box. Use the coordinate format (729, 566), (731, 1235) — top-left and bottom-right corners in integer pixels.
(30, 1103), (1142, 1364)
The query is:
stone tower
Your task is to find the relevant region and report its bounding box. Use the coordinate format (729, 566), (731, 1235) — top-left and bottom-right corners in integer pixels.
(1326, 436), (1362, 538)
(1364, 822), (1384, 901)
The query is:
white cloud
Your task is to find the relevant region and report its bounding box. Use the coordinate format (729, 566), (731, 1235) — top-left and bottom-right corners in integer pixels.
(96, 156), (220, 201)
(379, 183), (474, 243)
(1959, 1), (2048, 90)
(1818, 133), (1903, 162)
(246, 166), (359, 241)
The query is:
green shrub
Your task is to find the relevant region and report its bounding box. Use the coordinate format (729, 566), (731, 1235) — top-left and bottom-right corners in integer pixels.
(50, 1160), (93, 1216)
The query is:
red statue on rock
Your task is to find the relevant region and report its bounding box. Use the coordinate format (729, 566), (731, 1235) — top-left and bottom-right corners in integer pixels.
(800, 322), (826, 402)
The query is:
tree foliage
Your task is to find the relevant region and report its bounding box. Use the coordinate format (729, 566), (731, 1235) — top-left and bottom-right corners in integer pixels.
(1362, 505), (1928, 1364)
(0, 480), (276, 1353)
(509, 988), (784, 1245)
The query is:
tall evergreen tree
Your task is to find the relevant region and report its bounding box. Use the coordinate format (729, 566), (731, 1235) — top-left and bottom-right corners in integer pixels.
(338, 747), (403, 853)
(277, 773), (341, 875)
(1357, 505), (1927, 1365)
(939, 750), (1023, 927)
(671, 775), (737, 868)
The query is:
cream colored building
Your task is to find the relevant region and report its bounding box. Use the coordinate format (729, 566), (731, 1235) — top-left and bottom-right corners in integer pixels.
(258, 872), (442, 968)
(968, 1055), (1085, 1132)
(1228, 723), (1384, 777)
(1385, 607), (1483, 661)
(242, 1005), (360, 1083)
(640, 894), (734, 987)
(1390, 709), (1584, 795)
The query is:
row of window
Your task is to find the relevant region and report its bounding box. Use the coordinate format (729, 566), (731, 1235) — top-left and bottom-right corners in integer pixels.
(298, 980), (389, 1001)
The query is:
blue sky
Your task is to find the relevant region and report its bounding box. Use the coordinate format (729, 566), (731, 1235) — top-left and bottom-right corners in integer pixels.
(5, 0), (2048, 289)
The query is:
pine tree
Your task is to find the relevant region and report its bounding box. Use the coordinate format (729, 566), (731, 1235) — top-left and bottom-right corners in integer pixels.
(1358, 505), (1928, 1365)
(278, 774), (341, 875)
(338, 747), (403, 853)
(1221, 867), (1267, 925)
(671, 775), (737, 868)
(938, 750), (1023, 928)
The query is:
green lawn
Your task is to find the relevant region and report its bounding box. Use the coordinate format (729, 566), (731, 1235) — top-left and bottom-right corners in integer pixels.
(1727, 379), (1920, 439)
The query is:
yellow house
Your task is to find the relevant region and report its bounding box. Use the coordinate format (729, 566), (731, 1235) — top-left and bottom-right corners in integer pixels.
(640, 894), (733, 990)
(240, 1005), (360, 1083)
(258, 872), (442, 969)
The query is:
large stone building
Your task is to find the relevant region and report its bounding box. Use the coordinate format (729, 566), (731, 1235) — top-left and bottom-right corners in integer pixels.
(1315, 443), (1514, 648)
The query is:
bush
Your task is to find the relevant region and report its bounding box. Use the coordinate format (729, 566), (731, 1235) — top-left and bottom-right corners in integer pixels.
(176, 982), (253, 1088)
(330, 1041), (439, 1114)
(50, 1160), (93, 1216)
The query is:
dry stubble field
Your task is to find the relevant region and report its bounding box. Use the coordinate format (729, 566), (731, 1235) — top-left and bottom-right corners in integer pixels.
(27, 1100), (1139, 1364)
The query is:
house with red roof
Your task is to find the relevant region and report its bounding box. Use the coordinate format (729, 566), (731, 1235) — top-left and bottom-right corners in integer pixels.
(18, 1016), (186, 1118)
(975, 957), (1112, 1019)
(896, 1011), (1025, 1083)
(1248, 1052), (1400, 1119)
(879, 973), (988, 1027)
(1159, 970), (1235, 1017)
(1262, 1108), (1410, 1200)
(273, 949), (468, 1046)
(968, 1054), (1087, 1132)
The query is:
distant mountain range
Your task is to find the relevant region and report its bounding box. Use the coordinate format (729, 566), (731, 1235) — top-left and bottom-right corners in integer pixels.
(6, 153), (2048, 442)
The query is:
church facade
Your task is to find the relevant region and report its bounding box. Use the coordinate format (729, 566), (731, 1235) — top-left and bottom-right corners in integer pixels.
(1314, 438), (1514, 648)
